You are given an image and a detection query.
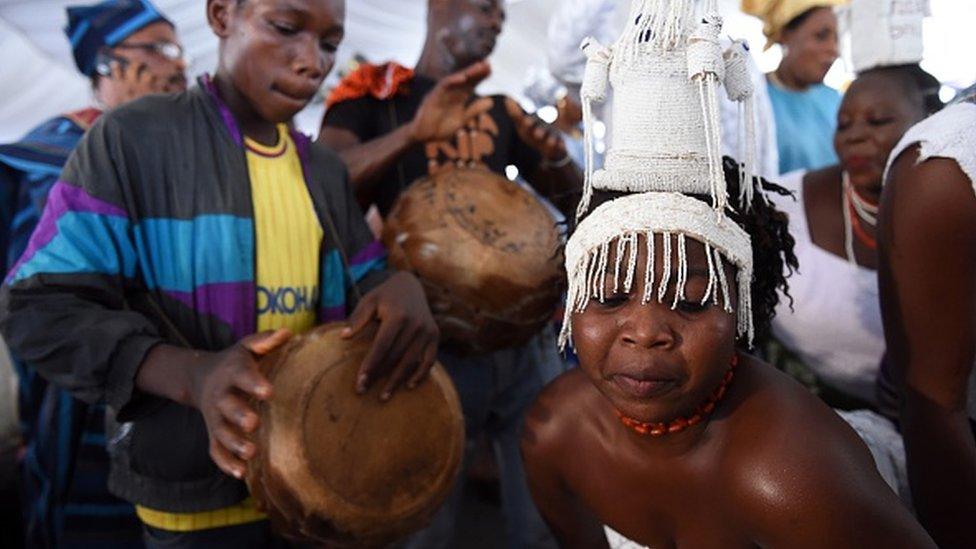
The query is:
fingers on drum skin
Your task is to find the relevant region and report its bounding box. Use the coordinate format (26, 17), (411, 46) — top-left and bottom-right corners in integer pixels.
(243, 328), (292, 355)
(213, 419), (255, 460)
(408, 340), (439, 389)
(216, 392), (260, 433)
(230, 359), (273, 400)
(357, 312), (408, 394)
(210, 431), (248, 479)
(344, 295), (379, 339)
(380, 327), (426, 400)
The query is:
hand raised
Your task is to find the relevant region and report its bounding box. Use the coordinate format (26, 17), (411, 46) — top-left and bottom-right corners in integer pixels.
(504, 97), (568, 163)
(410, 61), (495, 144)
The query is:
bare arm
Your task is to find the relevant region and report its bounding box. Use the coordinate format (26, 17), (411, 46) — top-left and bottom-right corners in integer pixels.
(733, 406), (936, 548)
(319, 124), (417, 209)
(520, 390), (609, 548)
(878, 147), (976, 548)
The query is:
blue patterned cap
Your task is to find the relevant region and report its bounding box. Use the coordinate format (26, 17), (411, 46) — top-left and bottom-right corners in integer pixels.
(64, 0), (173, 77)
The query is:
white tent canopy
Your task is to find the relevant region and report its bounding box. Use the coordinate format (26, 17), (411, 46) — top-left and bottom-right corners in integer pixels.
(1, 0), (973, 142)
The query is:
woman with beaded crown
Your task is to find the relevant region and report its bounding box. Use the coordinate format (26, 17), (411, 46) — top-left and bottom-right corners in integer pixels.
(519, 1), (934, 546)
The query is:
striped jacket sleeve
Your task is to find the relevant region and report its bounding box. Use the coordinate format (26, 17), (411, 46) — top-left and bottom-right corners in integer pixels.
(311, 143), (390, 322)
(0, 115), (163, 419)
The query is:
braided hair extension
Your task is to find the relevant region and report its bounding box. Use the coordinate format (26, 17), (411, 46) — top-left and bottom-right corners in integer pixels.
(572, 156), (798, 345)
(721, 157), (798, 343)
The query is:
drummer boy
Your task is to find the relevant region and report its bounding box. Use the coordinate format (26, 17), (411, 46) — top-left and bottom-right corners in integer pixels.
(0, 0), (438, 546)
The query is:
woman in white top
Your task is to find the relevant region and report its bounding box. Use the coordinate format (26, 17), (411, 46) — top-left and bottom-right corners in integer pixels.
(770, 64), (942, 407)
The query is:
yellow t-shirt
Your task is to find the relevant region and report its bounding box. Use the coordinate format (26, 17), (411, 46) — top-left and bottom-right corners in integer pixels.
(136, 124), (324, 532)
(248, 124), (324, 334)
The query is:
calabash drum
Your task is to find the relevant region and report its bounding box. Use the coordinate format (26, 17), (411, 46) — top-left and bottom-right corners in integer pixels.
(382, 168), (564, 354)
(246, 323), (464, 547)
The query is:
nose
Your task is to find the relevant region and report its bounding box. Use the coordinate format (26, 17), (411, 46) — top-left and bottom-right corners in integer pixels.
(841, 120), (870, 145)
(490, 7), (505, 34)
(619, 302), (677, 351)
(825, 35), (839, 60)
(293, 36), (326, 82)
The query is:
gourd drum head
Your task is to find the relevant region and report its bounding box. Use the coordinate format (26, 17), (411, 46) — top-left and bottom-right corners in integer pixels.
(246, 323), (464, 546)
(382, 168), (564, 354)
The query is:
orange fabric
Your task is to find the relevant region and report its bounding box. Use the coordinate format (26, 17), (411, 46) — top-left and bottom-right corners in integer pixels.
(326, 62), (414, 109)
(64, 107), (102, 130)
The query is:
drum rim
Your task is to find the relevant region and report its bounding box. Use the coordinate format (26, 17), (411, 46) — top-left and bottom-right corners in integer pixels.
(250, 323), (465, 542)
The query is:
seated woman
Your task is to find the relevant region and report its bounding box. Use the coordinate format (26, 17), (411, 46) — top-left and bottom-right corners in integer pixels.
(770, 64), (942, 409)
(521, 0), (933, 546)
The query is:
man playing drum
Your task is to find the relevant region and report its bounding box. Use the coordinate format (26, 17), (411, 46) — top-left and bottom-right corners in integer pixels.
(319, 1), (582, 546)
(0, 0), (439, 547)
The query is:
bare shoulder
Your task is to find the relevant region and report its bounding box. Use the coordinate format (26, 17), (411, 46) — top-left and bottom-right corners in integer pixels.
(521, 368), (600, 461)
(884, 145), (976, 243)
(718, 357), (934, 547)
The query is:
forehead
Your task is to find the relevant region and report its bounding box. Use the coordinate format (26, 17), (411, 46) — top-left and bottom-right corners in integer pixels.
(794, 7), (836, 33)
(122, 21), (176, 43)
(251, 0), (345, 21)
(843, 73), (913, 110)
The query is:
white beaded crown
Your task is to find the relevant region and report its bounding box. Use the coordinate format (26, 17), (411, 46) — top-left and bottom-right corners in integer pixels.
(562, 0), (760, 351)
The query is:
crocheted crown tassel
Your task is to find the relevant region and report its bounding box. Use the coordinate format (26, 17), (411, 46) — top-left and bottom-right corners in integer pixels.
(577, 0), (759, 219)
(559, 192), (754, 351)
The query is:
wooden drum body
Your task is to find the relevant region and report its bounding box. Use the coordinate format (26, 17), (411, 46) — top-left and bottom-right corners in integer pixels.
(246, 323), (464, 547)
(382, 168), (564, 354)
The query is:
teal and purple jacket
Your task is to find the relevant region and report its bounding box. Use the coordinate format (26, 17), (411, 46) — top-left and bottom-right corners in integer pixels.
(0, 75), (388, 513)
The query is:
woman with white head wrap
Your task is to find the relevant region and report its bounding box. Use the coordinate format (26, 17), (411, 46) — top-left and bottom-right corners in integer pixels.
(520, 1), (934, 546)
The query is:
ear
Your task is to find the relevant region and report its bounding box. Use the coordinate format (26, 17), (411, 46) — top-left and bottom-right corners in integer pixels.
(206, 0), (234, 39)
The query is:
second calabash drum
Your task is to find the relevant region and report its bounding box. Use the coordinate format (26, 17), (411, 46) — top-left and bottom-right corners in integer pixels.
(246, 323), (464, 546)
(383, 168), (564, 354)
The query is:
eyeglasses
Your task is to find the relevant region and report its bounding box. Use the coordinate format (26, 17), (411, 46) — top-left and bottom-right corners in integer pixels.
(113, 41), (184, 62)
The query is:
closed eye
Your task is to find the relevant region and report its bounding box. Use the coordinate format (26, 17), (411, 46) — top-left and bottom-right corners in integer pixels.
(676, 299), (708, 314)
(593, 293), (629, 308)
(270, 20), (298, 36)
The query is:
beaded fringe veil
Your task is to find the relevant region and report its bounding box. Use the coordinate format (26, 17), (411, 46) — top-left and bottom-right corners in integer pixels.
(564, 0), (762, 350)
(559, 193), (754, 350)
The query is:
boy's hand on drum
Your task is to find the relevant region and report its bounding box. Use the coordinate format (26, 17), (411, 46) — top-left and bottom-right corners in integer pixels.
(409, 61), (494, 144)
(342, 272), (439, 401)
(504, 97), (568, 163)
(187, 328), (292, 479)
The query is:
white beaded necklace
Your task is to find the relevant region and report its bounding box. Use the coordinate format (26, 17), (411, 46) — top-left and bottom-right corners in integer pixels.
(842, 170), (879, 265)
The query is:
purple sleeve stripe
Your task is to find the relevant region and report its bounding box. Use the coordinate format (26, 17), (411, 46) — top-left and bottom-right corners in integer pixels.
(163, 282), (254, 340)
(319, 305), (347, 323)
(200, 74), (243, 147)
(8, 181), (127, 280)
(349, 240), (386, 266)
